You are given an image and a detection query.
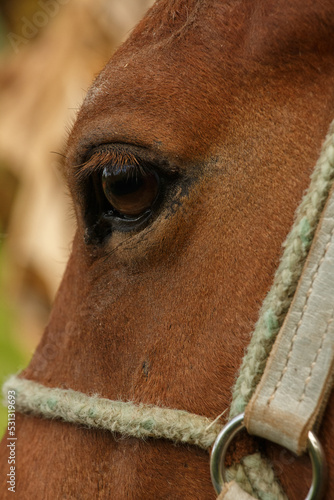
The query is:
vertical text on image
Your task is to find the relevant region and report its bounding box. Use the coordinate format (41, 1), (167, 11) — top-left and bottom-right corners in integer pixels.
(7, 390), (16, 493)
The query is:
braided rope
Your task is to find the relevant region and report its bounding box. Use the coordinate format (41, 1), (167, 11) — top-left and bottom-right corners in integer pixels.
(2, 375), (223, 450)
(230, 120), (334, 419)
(2, 377), (287, 499)
(226, 453), (288, 500)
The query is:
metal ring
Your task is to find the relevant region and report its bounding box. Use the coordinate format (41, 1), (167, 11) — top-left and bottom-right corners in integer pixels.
(210, 413), (327, 499)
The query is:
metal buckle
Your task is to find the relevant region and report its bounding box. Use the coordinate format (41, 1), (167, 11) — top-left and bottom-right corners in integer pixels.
(210, 413), (327, 500)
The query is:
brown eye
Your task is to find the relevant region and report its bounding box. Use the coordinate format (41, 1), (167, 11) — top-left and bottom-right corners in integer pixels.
(102, 164), (160, 218)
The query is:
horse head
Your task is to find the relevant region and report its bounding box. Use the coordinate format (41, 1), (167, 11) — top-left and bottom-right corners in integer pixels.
(1, 1), (334, 498)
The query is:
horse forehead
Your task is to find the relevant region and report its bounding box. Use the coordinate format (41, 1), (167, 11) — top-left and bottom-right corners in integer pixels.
(72, 1), (246, 163)
(78, 0), (333, 134)
(66, 0), (334, 170)
(84, 2), (241, 98)
(83, 0), (332, 97)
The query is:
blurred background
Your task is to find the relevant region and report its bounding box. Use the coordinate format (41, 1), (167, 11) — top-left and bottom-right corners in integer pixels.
(0, 0), (154, 435)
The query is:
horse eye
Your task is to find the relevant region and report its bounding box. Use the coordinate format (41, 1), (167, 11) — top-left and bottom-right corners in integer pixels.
(101, 164), (160, 218)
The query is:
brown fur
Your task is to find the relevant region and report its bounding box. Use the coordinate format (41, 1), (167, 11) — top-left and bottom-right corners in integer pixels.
(1, 0), (334, 498)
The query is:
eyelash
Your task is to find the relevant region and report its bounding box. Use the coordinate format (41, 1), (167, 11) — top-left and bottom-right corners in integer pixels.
(75, 148), (139, 180)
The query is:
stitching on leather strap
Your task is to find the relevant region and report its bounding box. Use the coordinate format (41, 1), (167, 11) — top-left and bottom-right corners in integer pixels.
(299, 311), (334, 404)
(267, 225), (334, 407)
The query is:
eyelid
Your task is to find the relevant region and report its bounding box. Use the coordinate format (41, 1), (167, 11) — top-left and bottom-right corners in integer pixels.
(74, 143), (181, 182)
(75, 148), (139, 181)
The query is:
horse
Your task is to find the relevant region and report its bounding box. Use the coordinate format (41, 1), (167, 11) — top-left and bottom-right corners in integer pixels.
(1, 0), (334, 498)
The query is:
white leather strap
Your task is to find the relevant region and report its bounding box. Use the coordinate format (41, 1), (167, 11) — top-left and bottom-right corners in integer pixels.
(244, 186), (334, 455)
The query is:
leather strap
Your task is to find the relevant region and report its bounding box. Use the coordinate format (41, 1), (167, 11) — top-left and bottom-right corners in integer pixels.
(244, 186), (334, 455)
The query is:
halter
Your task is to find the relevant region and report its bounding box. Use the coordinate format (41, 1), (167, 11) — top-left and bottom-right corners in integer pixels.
(3, 121), (334, 500)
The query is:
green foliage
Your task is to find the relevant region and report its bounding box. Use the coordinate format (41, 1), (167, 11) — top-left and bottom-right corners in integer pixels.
(0, 244), (29, 437)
